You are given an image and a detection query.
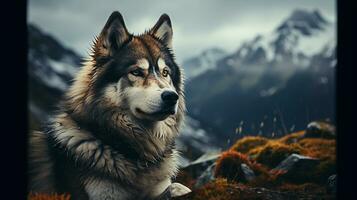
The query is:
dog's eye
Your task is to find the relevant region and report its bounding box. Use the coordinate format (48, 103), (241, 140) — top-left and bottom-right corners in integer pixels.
(162, 69), (170, 77)
(130, 69), (143, 77)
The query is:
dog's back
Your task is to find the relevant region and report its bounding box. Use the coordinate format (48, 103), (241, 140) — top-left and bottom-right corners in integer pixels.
(28, 131), (89, 199)
(28, 131), (56, 193)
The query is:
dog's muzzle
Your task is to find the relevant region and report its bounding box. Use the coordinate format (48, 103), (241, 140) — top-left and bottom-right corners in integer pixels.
(161, 91), (178, 114)
(161, 91), (179, 106)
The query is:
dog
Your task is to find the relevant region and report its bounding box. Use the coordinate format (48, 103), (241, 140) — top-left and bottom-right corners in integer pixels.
(28, 11), (191, 200)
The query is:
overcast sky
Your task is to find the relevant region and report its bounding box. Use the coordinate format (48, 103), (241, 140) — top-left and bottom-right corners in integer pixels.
(28, 0), (336, 63)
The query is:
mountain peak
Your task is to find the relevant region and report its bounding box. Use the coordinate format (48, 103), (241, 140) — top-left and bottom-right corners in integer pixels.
(289, 9), (327, 22)
(277, 9), (329, 36)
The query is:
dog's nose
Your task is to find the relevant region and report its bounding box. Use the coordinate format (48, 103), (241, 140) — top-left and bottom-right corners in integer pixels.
(161, 91), (179, 105)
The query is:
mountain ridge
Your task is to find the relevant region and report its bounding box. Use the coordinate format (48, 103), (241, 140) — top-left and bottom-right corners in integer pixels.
(184, 9), (336, 145)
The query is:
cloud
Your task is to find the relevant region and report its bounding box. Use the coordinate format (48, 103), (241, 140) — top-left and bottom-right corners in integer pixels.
(28, 0), (336, 62)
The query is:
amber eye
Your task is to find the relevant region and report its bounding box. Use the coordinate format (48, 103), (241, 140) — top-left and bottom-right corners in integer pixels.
(130, 68), (143, 77)
(162, 69), (170, 77)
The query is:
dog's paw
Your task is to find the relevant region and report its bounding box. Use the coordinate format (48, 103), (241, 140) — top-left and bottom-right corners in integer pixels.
(169, 182), (191, 197)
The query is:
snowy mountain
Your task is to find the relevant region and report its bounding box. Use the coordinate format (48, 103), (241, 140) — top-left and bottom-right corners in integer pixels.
(182, 48), (227, 79)
(221, 9), (335, 69)
(28, 24), (82, 127)
(185, 9), (336, 144)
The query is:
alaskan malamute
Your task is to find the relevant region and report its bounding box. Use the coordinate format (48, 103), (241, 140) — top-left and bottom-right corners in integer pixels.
(28, 11), (191, 200)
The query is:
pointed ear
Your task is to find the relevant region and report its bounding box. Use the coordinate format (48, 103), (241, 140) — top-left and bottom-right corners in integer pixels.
(150, 14), (173, 49)
(96, 11), (130, 56)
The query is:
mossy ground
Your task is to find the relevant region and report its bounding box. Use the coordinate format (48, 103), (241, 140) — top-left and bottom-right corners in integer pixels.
(176, 129), (336, 199)
(214, 151), (269, 183)
(28, 193), (71, 200)
(229, 136), (269, 153)
(174, 178), (333, 200)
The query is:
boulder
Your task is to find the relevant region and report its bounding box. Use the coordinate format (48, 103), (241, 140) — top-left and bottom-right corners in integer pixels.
(194, 163), (216, 188)
(304, 121), (336, 139)
(241, 163), (256, 182)
(271, 154), (320, 182)
(193, 154), (257, 189)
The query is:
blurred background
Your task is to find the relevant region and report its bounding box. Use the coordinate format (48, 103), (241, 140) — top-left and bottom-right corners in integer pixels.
(28, 0), (336, 162)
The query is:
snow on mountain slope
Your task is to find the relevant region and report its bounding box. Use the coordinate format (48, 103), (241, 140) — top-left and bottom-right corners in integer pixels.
(275, 9), (334, 56)
(28, 23), (82, 123)
(222, 9), (335, 69)
(182, 48), (227, 79)
(28, 24), (81, 92)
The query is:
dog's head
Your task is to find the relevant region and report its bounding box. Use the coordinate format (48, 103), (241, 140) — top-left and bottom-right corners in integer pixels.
(69, 11), (184, 123)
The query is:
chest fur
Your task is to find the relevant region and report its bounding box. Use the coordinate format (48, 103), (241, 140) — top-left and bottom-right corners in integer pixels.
(83, 152), (178, 200)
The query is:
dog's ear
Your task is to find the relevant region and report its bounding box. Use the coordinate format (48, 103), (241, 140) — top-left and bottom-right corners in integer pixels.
(150, 14), (173, 49)
(96, 11), (130, 56)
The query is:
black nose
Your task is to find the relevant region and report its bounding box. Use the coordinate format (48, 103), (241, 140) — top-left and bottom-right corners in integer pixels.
(161, 91), (179, 105)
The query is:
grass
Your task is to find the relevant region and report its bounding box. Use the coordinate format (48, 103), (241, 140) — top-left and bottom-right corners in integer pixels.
(28, 193), (71, 200)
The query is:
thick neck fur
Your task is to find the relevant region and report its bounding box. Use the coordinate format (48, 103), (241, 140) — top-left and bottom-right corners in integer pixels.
(50, 58), (185, 172)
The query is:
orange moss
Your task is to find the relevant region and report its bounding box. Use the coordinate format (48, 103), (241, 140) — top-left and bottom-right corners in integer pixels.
(278, 183), (327, 194)
(228, 134), (336, 184)
(174, 178), (263, 200)
(256, 138), (336, 184)
(230, 136), (269, 153)
(173, 178), (334, 200)
(248, 141), (303, 168)
(28, 193), (71, 200)
(190, 178), (241, 200)
(298, 138), (336, 161)
(177, 131), (336, 199)
(278, 131), (305, 144)
(214, 151), (268, 183)
(214, 151), (250, 182)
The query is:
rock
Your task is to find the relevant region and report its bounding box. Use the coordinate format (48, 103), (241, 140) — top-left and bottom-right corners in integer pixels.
(192, 154), (257, 189)
(305, 121), (336, 139)
(188, 151), (221, 166)
(271, 154), (320, 181)
(194, 163), (216, 189)
(326, 174), (337, 194)
(241, 163), (256, 182)
(169, 183), (192, 198)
